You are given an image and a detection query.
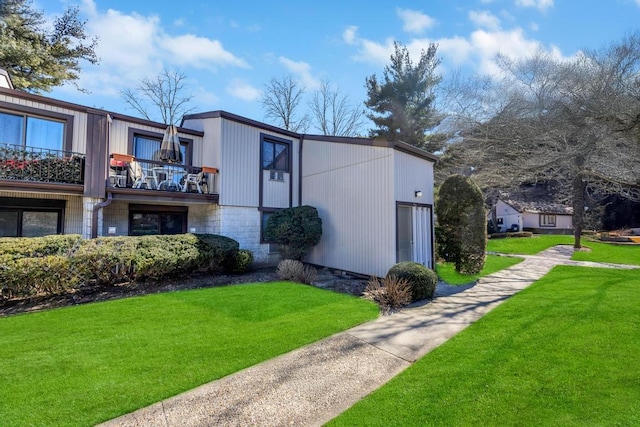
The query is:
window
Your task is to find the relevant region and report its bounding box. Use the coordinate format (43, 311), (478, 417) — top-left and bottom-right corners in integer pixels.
(0, 111), (65, 151)
(262, 138), (290, 172)
(540, 214), (556, 227)
(129, 205), (187, 236)
(0, 198), (64, 237)
(133, 134), (187, 165)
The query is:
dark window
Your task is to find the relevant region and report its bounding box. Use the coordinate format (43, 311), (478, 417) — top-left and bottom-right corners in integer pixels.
(260, 210), (282, 253)
(0, 111), (65, 151)
(0, 198), (64, 237)
(129, 205), (187, 236)
(540, 214), (556, 227)
(261, 211), (274, 242)
(262, 139), (289, 172)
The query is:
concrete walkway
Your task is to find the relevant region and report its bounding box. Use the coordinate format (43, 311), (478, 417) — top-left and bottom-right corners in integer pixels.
(99, 246), (637, 427)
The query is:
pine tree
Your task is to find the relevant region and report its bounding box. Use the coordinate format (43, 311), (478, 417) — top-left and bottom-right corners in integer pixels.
(365, 41), (442, 150)
(0, 0), (98, 92)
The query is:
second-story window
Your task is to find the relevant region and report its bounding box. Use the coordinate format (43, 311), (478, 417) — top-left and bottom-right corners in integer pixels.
(262, 139), (289, 172)
(0, 111), (64, 151)
(133, 134), (186, 165)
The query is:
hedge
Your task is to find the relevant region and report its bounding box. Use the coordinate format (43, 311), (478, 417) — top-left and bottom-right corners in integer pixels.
(0, 234), (246, 300)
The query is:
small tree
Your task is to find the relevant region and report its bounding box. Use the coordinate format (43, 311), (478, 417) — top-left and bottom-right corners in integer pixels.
(435, 174), (487, 274)
(264, 205), (322, 260)
(261, 75), (310, 132)
(121, 69), (194, 125)
(309, 79), (365, 136)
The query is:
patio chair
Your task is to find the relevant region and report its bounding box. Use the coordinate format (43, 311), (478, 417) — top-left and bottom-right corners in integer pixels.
(182, 170), (204, 193)
(130, 161), (155, 189)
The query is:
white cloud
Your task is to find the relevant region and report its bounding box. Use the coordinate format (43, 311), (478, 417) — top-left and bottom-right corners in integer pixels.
(74, 0), (248, 96)
(396, 8), (436, 34)
(636, 0), (640, 6)
(343, 26), (358, 45)
(469, 10), (501, 31)
(161, 35), (249, 69)
(279, 57), (321, 89)
(192, 87), (220, 109)
(515, 0), (554, 12)
(226, 80), (261, 101)
(343, 19), (570, 79)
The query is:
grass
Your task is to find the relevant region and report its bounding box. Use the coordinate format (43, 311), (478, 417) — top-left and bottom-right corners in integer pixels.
(436, 254), (523, 285)
(328, 266), (640, 426)
(487, 234), (574, 254)
(574, 239), (640, 266)
(0, 282), (378, 427)
(487, 234), (640, 266)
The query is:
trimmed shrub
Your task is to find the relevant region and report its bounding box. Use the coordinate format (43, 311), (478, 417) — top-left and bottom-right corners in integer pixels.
(70, 236), (138, 285)
(435, 174), (487, 274)
(488, 231), (533, 239)
(2, 255), (81, 299)
(0, 233), (243, 300)
(225, 249), (253, 274)
(0, 234), (82, 259)
(364, 275), (412, 314)
(387, 262), (438, 302)
(277, 259), (317, 284)
(264, 205), (322, 260)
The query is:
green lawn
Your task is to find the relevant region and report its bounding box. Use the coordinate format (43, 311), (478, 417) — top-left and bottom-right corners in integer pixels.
(436, 255), (523, 285)
(487, 234), (574, 254)
(0, 282), (378, 427)
(328, 266), (640, 426)
(574, 239), (640, 266)
(487, 234), (640, 266)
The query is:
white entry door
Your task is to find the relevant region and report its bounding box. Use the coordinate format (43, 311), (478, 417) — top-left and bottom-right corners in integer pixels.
(397, 204), (432, 268)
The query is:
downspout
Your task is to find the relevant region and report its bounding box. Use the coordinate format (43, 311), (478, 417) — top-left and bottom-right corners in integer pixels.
(298, 134), (304, 207)
(91, 192), (112, 238)
(90, 113), (113, 239)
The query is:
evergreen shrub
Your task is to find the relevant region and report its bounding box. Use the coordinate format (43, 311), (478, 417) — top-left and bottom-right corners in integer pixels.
(386, 262), (438, 302)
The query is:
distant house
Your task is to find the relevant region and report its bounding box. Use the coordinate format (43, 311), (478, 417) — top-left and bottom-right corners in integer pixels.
(493, 199), (573, 234)
(0, 75), (437, 277)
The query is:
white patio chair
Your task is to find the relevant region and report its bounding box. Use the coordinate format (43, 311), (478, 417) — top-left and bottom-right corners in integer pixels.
(182, 170), (204, 193)
(130, 161), (155, 189)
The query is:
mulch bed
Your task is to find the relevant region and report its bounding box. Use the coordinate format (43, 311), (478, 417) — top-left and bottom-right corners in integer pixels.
(0, 267), (369, 317)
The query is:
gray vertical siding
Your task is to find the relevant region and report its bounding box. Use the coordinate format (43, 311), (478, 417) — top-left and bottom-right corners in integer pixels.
(393, 150), (435, 204)
(218, 120), (299, 208)
(262, 171), (291, 208)
(302, 139), (396, 277)
(218, 120), (261, 207)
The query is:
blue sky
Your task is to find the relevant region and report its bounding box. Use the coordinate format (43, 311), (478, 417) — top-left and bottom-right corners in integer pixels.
(35, 0), (640, 129)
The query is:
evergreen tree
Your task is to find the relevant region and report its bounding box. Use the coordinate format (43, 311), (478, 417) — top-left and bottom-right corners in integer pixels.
(435, 174), (487, 274)
(365, 41), (442, 151)
(0, 0), (98, 92)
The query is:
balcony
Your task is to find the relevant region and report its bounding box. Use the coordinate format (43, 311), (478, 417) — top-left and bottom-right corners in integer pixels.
(107, 154), (218, 202)
(0, 142), (85, 185)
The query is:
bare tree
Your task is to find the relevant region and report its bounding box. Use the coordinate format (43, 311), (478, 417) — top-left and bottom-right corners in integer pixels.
(441, 35), (640, 248)
(308, 80), (365, 136)
(121, 69), (194, 125)
(261, 75), (310, 132)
